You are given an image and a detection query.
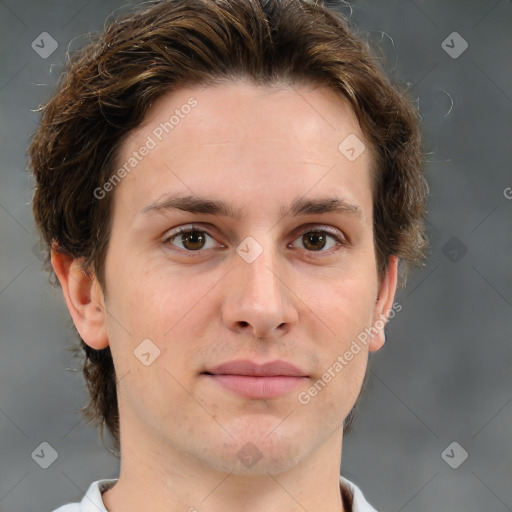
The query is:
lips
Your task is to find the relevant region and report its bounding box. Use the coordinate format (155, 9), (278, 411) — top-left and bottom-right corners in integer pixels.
(202, 359), (309, 399)
(203, 359), (308, 377)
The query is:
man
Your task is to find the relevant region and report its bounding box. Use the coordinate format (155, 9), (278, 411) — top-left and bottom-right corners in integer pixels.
(28, 0), (428, 510)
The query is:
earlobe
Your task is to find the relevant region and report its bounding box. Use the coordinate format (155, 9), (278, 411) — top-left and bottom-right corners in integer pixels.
(51, 248), (109, 350)
(369, 255), (399, 352)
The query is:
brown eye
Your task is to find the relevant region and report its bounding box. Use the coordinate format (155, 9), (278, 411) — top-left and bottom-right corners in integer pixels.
(302, 232), (328, 251)
(290, 226), (346, 254)
(178, 230), (208, 250)
(165, 227), (217, 251)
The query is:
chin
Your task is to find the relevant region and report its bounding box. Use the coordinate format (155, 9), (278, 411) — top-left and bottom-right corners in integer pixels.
(208, 434), (309, 476)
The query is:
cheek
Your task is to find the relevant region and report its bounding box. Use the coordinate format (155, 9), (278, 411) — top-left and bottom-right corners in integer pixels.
(310, 269), (377, 337)
(105, 264), (213, 379)
(304, 269), (376, 387)
(107, 258), (186, 332)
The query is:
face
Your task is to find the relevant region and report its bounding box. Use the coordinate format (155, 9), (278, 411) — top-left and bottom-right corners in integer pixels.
(94, 80), (396, 475)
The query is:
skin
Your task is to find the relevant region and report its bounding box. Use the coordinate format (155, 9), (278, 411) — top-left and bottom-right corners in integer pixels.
(52, 80), (398, 512)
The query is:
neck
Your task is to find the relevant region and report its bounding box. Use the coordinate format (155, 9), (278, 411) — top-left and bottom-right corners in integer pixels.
(102, 412), (347, 512)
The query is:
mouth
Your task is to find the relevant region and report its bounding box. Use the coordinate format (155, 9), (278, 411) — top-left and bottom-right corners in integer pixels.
(201, 359), (309, 399)
(201, 372), (309, 399)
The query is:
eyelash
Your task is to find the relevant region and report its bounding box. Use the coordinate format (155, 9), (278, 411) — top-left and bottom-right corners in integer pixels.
(162, 224), (348, 256)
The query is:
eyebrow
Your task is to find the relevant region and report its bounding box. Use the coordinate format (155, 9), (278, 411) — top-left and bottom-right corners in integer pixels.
(139, 194), (363, 220)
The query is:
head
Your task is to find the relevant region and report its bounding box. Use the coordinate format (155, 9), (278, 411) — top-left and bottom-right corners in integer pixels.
(29, 0), (427, 462)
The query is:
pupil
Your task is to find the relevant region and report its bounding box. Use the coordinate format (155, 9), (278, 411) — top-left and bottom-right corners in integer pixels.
(184, 231), (205, 250)
(305, 233), (325, 250)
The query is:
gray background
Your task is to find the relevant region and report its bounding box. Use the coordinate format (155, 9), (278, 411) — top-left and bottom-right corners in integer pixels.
(0, 0), (511, 511)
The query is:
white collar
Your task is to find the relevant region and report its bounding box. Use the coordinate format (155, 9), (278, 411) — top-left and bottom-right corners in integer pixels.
(70, 475), (378, 512)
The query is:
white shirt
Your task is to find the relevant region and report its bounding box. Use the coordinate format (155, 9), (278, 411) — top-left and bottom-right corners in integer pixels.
(52, 475), (378, 512)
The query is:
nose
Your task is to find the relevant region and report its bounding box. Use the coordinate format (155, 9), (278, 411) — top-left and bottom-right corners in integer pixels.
(222, 240), (298, 338)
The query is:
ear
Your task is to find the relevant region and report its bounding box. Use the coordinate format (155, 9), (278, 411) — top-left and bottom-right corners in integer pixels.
(51, 248), (109, 350)
(368, 255), (399, 352)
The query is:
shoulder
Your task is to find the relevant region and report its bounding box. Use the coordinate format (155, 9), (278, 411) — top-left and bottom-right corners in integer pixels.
(49, 478), (117, 512)
(339, 475), (379, 512)
(51, 504), (81, 512)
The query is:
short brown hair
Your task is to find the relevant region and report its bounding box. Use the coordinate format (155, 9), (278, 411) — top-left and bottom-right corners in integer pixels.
(28, 0), (428, 455)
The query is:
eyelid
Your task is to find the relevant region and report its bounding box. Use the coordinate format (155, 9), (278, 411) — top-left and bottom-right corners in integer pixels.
(293, 223), (348, 244)
(162, 223), (222, 246)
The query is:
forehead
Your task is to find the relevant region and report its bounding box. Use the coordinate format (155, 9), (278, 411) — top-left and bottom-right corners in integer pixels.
(132, 80), (367, 151)
(114, 80), (374, 221)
